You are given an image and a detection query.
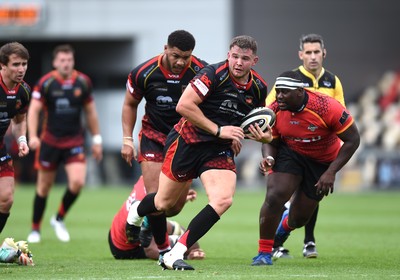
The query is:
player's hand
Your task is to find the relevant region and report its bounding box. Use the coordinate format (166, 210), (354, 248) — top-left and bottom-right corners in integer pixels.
(231, 139), (242, 156)
(121, 144), (137, 166)
(92, 143), (103, 162)
(247, 124), (273, 143)
(259, 156), (275, 176)
(186, 189), (197, 202)
(28, 136), (41, 151)
(18, 142), (29, 157)
(218, 125), (245, 142)
(315, 170), (335, 196)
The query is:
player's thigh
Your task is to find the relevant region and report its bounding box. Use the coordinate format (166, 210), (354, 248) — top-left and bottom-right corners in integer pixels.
(200, 169), (236, 216)
(36, 169), (57, 196)
(140, 161), (162, 193)
(154, 172), (188, 211)
(0, 177), (14, 210)
(290, 190), (319, 227)
(65, 162), (87, 191)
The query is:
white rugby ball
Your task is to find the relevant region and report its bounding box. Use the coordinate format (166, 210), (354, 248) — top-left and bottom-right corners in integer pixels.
(240, 107), (276, 137)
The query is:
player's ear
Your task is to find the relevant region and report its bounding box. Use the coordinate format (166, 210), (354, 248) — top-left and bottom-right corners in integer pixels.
(298, 50), (303, 60)
(322, 49), (327, 58)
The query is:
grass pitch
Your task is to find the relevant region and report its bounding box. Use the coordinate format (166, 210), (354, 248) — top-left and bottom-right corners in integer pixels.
(2, 184), (400, 279)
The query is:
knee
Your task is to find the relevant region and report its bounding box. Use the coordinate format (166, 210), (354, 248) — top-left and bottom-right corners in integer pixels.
(211, 196), (233, 216)
(0, 194), (13, 212)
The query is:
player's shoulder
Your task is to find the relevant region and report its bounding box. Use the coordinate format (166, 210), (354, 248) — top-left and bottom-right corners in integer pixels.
(190, 55), (208, 68)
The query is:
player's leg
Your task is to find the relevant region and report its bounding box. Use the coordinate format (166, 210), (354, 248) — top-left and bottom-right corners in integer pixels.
(252, 171), (299, 266)
(162, 169), (235, 270)
(303, 205), (319, 258)
(50, 161), (86, 242)
(27, 169), (57, 243)
(0, 176), (14, 234)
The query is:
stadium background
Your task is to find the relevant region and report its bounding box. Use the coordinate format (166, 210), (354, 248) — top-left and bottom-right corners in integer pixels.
(1, 0), (399, 190)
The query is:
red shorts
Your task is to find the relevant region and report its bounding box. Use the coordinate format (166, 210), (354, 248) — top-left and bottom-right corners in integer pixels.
(0, 155), (14, 177)
(162, 129), (236, 182)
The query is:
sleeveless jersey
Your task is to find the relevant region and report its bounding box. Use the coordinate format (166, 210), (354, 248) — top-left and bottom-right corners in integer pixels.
(32, 70), (93, 147)
(175, 60), (268, 144)
(270, 89), (353, 163)
(126, 54), (207, 145)
(0, 74), (30, 152)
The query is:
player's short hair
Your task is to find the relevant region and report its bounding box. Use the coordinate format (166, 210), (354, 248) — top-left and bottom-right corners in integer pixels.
(168, 30), (196, 52)
(299, 33), (325, 50)
(230, 35), (258, 55)
(0, 42), (30, 66)
(53, 44), (75, 59)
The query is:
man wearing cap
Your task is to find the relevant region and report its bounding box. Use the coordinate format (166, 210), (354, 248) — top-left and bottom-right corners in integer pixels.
(251, 70), (360, 266)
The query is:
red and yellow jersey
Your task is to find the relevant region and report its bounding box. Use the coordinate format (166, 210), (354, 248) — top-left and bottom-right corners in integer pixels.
(109, 176), (146, 251)
(270, 89), (353, 163)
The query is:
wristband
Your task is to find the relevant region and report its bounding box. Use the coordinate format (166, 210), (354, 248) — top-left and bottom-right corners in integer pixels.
(123, 137), (134, 149)
(215, 126), (222, 137)
(92, 134), (103, 145)
(17, 136), (27, 144)
(266, 156), (275, 163)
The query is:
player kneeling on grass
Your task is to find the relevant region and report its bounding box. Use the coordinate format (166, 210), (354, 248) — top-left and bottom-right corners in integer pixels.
(0, 238), (34, 266)
(108, 176), (205, 260)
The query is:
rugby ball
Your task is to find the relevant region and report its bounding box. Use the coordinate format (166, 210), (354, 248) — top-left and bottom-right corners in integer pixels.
(240, 107), (276, 137)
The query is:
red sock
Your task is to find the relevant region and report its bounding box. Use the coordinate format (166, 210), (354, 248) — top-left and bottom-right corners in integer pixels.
(258, 239), (274, 253)
(282, 216), (294, 232)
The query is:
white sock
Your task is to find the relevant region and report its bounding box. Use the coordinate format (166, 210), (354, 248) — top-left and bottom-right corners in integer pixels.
(126, 201), (143, 226)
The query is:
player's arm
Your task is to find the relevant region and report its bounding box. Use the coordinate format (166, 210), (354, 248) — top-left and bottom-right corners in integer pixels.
(316, 122), (360, 196)
(12, 112), (29, 157)
(84, 100), (103, 162)
(176, 83), (244, 142)
(259, 140), (278, 175)
(121, 88), (140, 165)
(27, 98), (43, 151)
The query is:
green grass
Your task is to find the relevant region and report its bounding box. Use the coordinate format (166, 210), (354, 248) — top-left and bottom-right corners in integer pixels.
(2, 185), (400, 279)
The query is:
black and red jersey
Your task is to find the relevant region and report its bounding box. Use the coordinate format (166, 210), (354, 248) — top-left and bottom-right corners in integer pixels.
(32, 70), (93, 147)
(0, 74), (30, 151)
(270, 89), (354, 163)
(175, 60), (268, 144)
(126, 54), (207, 144)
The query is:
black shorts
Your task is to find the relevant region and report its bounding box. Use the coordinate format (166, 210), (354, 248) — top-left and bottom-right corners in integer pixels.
(35, 141), (86, 171)
(272, 143), (330, 201)
(162, 129), (236, 182)
(138, 133), (164, 163)
(108, 231), (146, 259)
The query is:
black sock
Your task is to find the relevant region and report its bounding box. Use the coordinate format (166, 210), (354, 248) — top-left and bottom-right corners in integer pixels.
(147, 213), (168, 248)
(0, 212), (10, 233)
(32, 193), (47, 230)
(304, 205), (319, 243)
(57, 188), (79, 221)
(137, 193), (158, 217)
(184, 204), (220, 249)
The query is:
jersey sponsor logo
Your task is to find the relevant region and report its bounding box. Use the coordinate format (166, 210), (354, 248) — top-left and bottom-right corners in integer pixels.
(144, 153), (155, 158)
(168, 74), (179, 78)
(74, 88), (82, 97)
(0, 102), (7, 108)
(156, 96), (174, 108)
(307, 124), (318, 132)
(6, 95), (16, 99)
(199, 73), (211, 87)
(51, 90), (64, 97)
(285, 135), (322, 143)
(167, 80), (180, 84)
(323, 80), (332, 87)
(339, 110), (349, 125)
(193, 78), (209, 96)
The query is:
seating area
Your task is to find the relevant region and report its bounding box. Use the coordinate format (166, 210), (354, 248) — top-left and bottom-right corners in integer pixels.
(347, 70), (400, 189)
